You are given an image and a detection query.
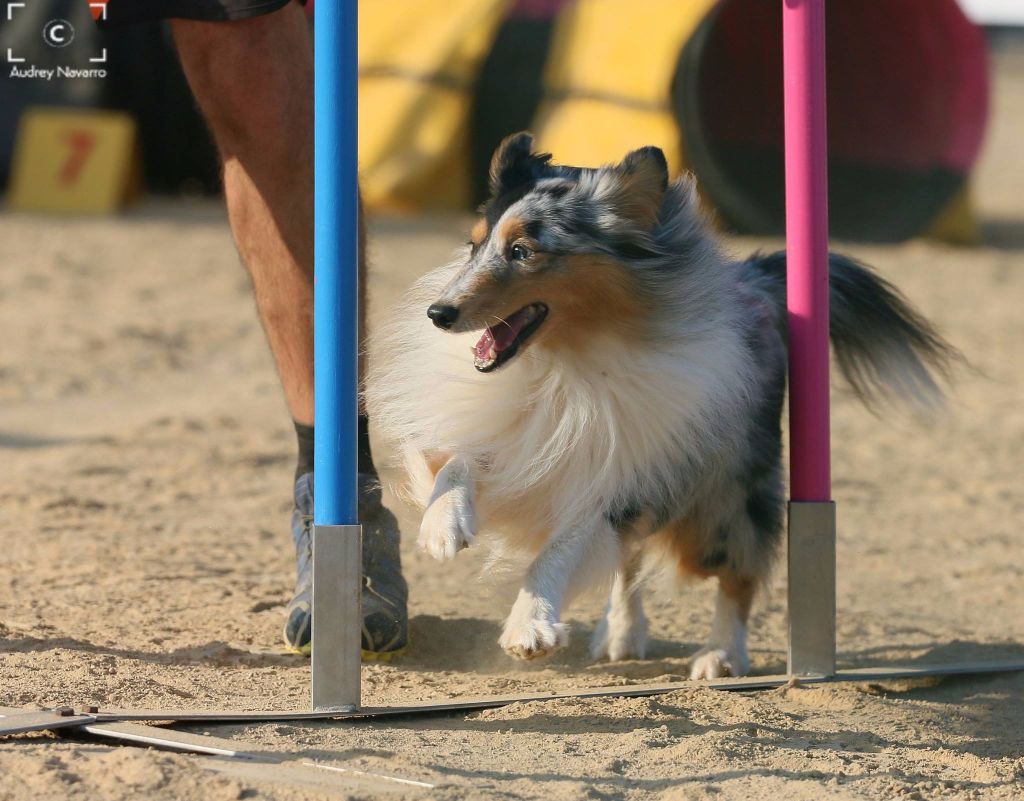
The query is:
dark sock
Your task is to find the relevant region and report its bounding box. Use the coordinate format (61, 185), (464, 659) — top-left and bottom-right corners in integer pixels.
(294, 420), (315, 482)
(358, 414), (376, 475)
(293, 415), (376, 482)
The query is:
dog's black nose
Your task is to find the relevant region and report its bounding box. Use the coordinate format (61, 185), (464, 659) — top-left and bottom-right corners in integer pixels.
(427, 303), (459, 330)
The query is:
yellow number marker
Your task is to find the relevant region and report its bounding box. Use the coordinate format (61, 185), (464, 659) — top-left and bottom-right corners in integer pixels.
(7, 107), (139, 214)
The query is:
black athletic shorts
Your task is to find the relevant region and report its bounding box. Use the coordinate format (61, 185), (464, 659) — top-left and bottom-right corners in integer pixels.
(91, 0), (303, 28)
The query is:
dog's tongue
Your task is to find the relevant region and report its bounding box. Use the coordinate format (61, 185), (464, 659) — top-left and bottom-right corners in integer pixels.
(473, 307), (531, 360)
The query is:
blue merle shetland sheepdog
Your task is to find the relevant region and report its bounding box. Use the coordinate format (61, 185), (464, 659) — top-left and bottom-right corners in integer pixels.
(366, 133), (955, 679)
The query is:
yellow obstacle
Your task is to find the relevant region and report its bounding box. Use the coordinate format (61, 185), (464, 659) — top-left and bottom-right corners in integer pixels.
(358, 0), (510, 212)
(532, 0), (716, 174)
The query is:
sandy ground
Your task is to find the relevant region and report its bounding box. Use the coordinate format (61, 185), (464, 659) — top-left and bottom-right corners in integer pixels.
(2, 39), (1024, 801)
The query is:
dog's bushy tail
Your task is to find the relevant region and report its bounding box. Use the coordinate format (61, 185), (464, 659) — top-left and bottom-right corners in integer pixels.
(744, 251), (959, 411)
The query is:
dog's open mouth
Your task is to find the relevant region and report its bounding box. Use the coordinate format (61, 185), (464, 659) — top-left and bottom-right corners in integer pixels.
(472, 303), (548, 372)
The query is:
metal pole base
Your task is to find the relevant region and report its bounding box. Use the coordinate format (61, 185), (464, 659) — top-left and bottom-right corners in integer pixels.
(312, 524), (362, 712)
(787, 501), (836, 676)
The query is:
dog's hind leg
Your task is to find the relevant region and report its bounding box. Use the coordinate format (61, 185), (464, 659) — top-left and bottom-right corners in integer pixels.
(688, 572), (754, 679)
(590, 547), (647, 662)
(500, 517), (617, 660)
(418, 454), (477, 561)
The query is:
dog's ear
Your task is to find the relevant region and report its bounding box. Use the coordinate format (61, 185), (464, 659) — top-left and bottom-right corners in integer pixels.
(489, 132), (550, 197)
(613, 146), (669, 230)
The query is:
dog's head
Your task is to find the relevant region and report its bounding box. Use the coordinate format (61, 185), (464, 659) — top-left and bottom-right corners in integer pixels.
(427, 132), (671, 372)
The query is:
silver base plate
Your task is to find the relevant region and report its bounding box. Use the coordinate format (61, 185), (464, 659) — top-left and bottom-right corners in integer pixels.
(311, 523), (362, 712)
(788, 501), (837, 676)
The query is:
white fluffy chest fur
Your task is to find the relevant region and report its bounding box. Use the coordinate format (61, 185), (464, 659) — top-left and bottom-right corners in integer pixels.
(367, 265), (754, 552)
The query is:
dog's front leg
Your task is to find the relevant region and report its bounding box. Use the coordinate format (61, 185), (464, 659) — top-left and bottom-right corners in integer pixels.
(418, 454), (477, 561)
(500, 518), (616, 660)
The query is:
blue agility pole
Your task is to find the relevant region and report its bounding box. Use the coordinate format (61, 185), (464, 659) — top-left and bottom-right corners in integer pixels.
(312, 0), (362, 711)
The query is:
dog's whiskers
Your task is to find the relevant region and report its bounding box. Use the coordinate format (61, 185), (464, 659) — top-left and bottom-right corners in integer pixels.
(490, 314), (514, 332)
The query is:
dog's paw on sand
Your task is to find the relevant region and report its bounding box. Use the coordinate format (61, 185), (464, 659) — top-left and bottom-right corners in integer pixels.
(688, 646), (751, 680)
(589, 613), (648, 662)
(418, 491), (476, 561)
(499, 613), (568, 660)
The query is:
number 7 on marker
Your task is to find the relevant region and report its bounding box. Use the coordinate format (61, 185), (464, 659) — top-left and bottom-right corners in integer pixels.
(60, 130), (97, 186)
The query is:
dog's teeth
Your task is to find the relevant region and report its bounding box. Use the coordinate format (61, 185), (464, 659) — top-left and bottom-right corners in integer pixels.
(488, 347), (498, 360)
(523, 307), (535, 322)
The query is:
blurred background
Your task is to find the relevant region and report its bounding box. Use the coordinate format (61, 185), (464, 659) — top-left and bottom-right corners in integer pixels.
(1, 0), (1021, 241)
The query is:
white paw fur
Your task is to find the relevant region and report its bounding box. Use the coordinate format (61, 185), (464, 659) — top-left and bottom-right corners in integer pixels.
(418, 489), (475, 561)
(688, 645), (750, 680)
(500, 597), (569, 660)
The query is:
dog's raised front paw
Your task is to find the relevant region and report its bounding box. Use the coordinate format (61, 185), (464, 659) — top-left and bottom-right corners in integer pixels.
(589, 613), (647, 662)
(499, 615), (568, 661)
(418, 492), (476, 561)
(688, 646), (750, 680)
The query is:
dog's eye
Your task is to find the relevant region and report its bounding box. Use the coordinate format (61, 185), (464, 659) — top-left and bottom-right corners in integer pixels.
(510, 243), (532, 262)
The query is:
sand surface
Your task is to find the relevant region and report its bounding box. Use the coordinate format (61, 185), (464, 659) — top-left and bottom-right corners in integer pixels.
(2, 40), (1024, 801)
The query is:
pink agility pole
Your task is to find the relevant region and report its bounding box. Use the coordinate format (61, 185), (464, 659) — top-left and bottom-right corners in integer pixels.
(782, 0), (836, 677)
(783, 0), (830, 502)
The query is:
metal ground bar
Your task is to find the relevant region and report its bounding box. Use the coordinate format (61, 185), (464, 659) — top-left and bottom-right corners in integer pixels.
(77, 721), (276, 760)
(0, 709), (97, 737)
(5, 658), (1023, 738)
(54, 657), (1024, 725)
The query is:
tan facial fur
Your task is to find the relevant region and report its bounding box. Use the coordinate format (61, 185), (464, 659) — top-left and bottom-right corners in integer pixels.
(469, 218), (489, 249)
(495, 216), (528, 249)
(452, 247), (652, 355)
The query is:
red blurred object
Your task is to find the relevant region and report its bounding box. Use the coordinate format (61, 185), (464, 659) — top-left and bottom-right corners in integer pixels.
(676, 0), (989, 240)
